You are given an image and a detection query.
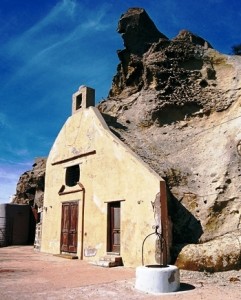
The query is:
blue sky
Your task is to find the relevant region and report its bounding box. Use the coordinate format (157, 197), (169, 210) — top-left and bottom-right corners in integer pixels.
(0, 0), (240, 203)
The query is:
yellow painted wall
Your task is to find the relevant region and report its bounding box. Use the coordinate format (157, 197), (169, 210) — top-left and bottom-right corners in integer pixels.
(41, 107), (167, 267)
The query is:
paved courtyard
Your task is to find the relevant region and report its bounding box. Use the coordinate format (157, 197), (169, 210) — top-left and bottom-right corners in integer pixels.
(0, 246), (241, 299)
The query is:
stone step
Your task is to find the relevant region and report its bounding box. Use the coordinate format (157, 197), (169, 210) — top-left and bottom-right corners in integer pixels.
(99, 255), (122, 263)
(94, 260), (117, 267)
(93, 255), (123, 268)
(54, 254), (78, 259)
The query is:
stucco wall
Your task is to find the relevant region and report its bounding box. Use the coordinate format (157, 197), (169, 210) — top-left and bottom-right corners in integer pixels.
(41, 107), (166, 267)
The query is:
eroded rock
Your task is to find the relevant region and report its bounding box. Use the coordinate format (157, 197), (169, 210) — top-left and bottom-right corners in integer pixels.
(14, 8), (241, 271)
(175, 231), (241, 272)
(12, 158), (46, 208)
(118, 7), (168, 55)
(98, 8), (241, 271)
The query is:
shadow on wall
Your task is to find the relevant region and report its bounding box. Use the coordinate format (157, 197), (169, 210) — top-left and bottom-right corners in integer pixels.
(167, 189), (203, 263)
(0, 204), (36, 247)
(151, 102), (204, 126)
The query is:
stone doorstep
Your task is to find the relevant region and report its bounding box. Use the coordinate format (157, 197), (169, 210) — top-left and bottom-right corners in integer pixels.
(99, 255), (122, 263)
(53, 253), (123, 266)
(54, 254), (78, 259)
(94, 260), (117, 267)
(92, 255), (123, 268)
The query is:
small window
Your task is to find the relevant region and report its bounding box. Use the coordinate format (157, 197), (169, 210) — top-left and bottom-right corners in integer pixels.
(65, 165), (80, 187)
(76, 94), (82, 110)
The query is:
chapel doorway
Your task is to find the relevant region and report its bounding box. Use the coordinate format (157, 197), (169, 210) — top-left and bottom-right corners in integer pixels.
(107, 201), (121, 253)
(60, 201), (78, 253)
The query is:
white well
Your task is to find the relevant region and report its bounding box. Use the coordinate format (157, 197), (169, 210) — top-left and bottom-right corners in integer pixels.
(135, 265), (180, 294)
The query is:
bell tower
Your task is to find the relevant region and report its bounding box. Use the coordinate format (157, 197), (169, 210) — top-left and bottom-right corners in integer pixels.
(72, 86), (95, 114)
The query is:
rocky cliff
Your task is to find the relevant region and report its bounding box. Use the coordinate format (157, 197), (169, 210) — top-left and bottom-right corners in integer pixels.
(98, 8), (241, 271)
(13, 8), (241, 271)
(12, 158), (46, 209)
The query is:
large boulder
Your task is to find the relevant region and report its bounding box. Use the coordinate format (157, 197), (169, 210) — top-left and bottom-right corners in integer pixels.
(175, 231), (241, 272)
(99, 8), (241, 271)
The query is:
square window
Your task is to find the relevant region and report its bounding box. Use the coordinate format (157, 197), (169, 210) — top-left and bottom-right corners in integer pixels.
(65, 165), (80, 187)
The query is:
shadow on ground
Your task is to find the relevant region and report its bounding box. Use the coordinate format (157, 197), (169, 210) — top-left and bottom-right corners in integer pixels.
(179, 282), (195, 292)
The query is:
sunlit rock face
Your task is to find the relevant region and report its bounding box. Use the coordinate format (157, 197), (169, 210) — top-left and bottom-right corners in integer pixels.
(12, 158), (46, 209)
(98, 8), (241, 271)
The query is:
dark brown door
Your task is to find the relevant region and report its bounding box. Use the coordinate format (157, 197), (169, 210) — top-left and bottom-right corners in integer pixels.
(61, 202), (78, 253)
(108, 202), (120, 253)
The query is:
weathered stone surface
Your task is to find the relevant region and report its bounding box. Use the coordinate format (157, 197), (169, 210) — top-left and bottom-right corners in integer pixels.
(118, 8), (167, 55)
(12, 158), (46, 208)
(13, 8), (241, 271)
(98, 8), (241, 270)
(173, 29), (213, 49)
(109, 8), (168, 98)
(175, 231), (241, 272)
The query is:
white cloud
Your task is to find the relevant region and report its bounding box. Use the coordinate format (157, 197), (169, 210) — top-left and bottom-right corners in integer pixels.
(5, 0), (110, 58)
(27, 0), (77, 34)
(0, 161), (32, 204)
(4, 0), (78, 58)
(0, 168), (19, 181)
(0, 113), (10, 128)
(0, 141), (30, 158)
(1, 0), (111, 89)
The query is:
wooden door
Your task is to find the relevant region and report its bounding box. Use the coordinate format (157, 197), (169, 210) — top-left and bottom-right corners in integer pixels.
(61, 202), (78, 253)
(108, 202), (120, 253)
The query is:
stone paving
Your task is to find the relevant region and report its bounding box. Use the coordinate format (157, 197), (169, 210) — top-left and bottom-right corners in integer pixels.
(0, 246), (241, 299)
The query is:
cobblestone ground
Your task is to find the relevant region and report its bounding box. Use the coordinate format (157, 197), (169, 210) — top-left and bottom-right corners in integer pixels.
(0, 246), (241, 300)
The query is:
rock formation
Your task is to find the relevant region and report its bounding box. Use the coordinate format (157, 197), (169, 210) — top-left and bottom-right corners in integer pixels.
(13, 7), (241, 271)
(12, 158), (46, 209)
(98, 8), (241, 271)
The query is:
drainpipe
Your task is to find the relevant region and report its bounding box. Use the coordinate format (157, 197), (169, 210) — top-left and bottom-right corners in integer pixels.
(78, 182), (85, 260)
(160, 181), (168, 266)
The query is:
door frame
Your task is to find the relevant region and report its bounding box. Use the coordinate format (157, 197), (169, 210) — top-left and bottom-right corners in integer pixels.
(60, 201), (79, 253)
(107, 201), (121, 254)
